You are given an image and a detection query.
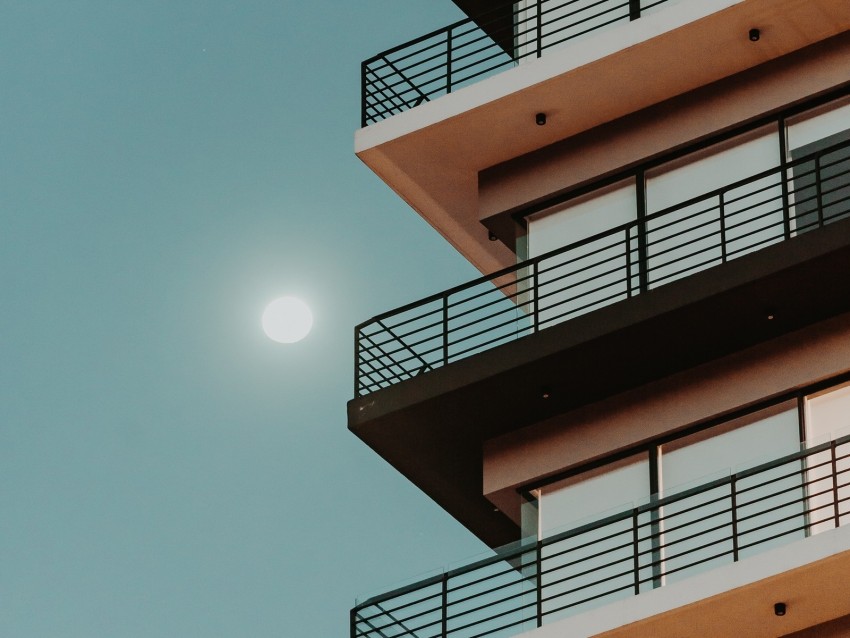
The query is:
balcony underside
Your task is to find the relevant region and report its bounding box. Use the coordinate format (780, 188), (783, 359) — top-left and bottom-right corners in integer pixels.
(348, 218), (850, 548)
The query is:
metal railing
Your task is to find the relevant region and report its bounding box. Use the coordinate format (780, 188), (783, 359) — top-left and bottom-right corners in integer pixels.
(361, 0), (675, 126)
(354, 138), (850, 397)
(352, 434), (850, 638)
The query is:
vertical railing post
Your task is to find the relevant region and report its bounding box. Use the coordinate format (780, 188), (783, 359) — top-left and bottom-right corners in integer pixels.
(350, 608), (357, 638)
(361, 61), (368, 128)
(532, 261), (540, 332)
(632, 508), (641, 595)
(648, 447), (663, 589)
(816, 153), (825, 228)
(636, 173), (649, 293)
(779, 117), (792, 239)
(629, 0), (641, 21)
(832, 439), (841, 529)
(354, 326), (361, 397)
(719, 192), (727, 263)
(625, 227), (633, 298)
(442, 295), (450, 366)
(536, 539), (544, 628)
(441, 572), (449, 637)
(446, 27), (453, 95)
(731, 476), (740, 562)
(536, 0), (543, 58)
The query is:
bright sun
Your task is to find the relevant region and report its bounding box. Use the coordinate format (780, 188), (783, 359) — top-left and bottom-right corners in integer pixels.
(262, 296), (313, 344)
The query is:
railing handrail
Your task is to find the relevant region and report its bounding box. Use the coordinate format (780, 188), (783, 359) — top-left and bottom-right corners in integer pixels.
(355, 136), (850, 395)
(354, 432), (849, 614)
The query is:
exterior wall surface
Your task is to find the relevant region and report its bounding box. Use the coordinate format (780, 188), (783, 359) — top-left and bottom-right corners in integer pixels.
(480, 33), (850, 224)
(484, 310), (850, 516)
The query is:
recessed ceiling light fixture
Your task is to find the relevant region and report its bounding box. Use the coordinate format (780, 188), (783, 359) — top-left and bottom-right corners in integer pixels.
(774, 602), (787, 617)
(749, 28), (761, 42)
(536, 112), (547, 126)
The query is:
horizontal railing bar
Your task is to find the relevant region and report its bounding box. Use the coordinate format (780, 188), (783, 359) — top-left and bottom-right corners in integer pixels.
(450, 55), (516, 86)
(542, 528), (635, 572)
(447, 317), (530, 358)
(446, 561), (525, 597)
(542, 564), (635, 607)
(542, 550), (634, 595)
(461, 599), (538, 638)
(445, 585), (529, 627)
(536, 239), (626, 280)
(541, 581), (635, 621)
(446, 276), (529, 315)
(537, 286), (628, 328)
(448, 305), (527, 347)
(358, 340), (430, 374)
(362, 16), (472, 66)
(646, 253), (721, 289)
(357, 334), (417, 384)
(722, 230), (785, 261)
(536, 259), (627, 308)
(739, 509), (804, 545)
(658, 546), (731, 580)
(356, 589), (443, 625)
(448, 591), (535, 633)
(538, 4), (630, 54)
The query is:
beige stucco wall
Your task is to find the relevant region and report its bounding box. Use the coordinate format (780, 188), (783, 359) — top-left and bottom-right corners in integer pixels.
(479, 31), (850, 221)
(484, 311), (850, 518)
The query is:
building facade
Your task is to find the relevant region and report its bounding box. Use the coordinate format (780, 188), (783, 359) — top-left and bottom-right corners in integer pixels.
(350, 1), (850, 636)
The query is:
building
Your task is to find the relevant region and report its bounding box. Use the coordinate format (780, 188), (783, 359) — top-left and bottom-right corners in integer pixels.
(349, 1), (850, 636)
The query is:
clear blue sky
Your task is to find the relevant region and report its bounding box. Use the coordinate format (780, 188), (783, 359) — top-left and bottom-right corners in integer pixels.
(0, 2), (491, 636)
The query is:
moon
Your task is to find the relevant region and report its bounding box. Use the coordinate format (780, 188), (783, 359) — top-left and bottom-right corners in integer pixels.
(262, 297), (313, 343)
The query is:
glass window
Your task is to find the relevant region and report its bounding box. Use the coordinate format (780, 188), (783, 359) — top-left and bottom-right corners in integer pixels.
(786, 96), (850, 151)
(527, 179), (637, 327)
(804, 382), (850, 535)
(644, 125), (783, 287)
(658, 402), (801, 582)
(539, 453), (650, 534)
(786, 97), (850, 234)
(536, 454), (651, 620)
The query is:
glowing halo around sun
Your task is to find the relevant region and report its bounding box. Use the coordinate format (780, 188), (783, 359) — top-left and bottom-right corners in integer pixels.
(262, 296), (313, 344)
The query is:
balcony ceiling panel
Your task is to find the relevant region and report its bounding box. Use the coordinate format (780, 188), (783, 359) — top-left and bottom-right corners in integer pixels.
(356, 0), (850, 276)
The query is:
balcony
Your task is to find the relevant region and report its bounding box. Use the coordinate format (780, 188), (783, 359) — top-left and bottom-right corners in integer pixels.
(361, 0), (677, 127)
(355, 138), (850, 398)
(352, 435), (850, 638)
